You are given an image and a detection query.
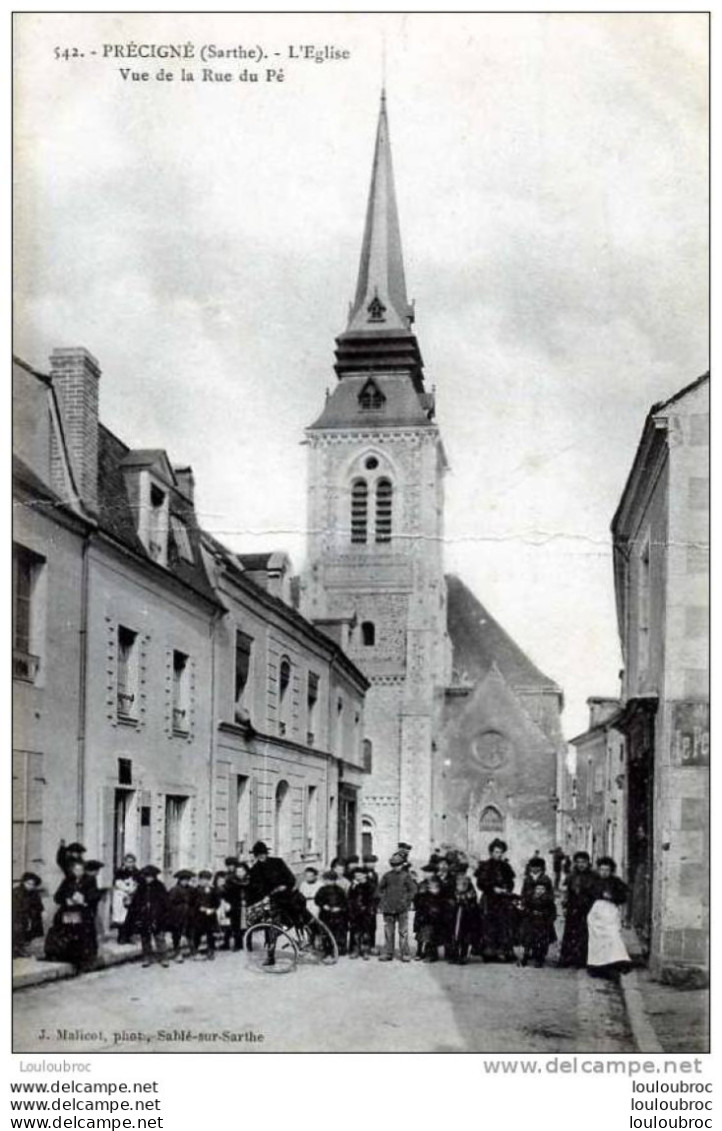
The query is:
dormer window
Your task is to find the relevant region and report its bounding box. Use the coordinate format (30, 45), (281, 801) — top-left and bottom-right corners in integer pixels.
(170, 515), (193, 563)
(367, 293), (387, 322)
(359, 379), (385, 411)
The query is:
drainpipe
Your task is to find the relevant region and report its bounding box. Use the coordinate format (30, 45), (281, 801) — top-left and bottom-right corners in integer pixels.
(76, 533), (91, 848)
(208, 606), (222, 870)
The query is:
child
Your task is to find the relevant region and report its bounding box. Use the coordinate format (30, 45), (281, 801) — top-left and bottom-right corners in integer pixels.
(299, 865), (322, 915)
(111, 857), (139, 944)
(377, 852), (417, 962)
(193, 870), (219, 960)
(447, 873), (478, 965)
(521, 856), (553, 899)
(12, 873), (44, 957)
(167, 870), (197, 962)
(413, 875), (447, 962)
(520, 881), (557, 967)
(362, 854), (380, 951)
(330, 857), (350, 893)
(315, 869), (349, 957)
(347, 867), (376, 959)
(127, 865), (170, 968)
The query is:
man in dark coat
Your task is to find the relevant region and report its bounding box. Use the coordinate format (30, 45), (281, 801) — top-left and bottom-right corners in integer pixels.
(13, 873), (44, 957)
(127, 865), (170, 968)
(247, 841), (296, 916)
(558, 850), (597, 968)
(475, 838), (516, 962)
(377, 852), (417, 961)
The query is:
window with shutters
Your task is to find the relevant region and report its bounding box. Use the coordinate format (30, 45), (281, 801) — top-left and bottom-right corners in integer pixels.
(305, 784), (319, 854)
(278, 656), (291, 736)
(12, 544), (44, 683)
(307, 671), (319, 745)
(362, 738), (373, 774)
(234, 630), (253, 722)
(351, 478), (368, 544)
(375, 478), (393, 543)
(117, 626), (139, 721)
(172, 650), (190, 734)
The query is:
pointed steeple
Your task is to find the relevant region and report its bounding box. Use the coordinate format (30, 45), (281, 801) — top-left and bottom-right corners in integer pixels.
(334, 92), (425, 391)
(348, 90), (412, 333)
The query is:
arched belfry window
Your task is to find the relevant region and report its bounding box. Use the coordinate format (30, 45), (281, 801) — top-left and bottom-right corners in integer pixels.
(375, 478), (393, 543)
(479, 806), (504, 832)
(351, 479), (368, 544)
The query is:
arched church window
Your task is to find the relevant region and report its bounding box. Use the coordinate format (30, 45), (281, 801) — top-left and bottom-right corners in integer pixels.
(375, 478), (393, 543)
(479, 806), (504, 832)
(361, 621), (375, 647)
(351, 479), (368, 544)
(362, 740), (373, 774)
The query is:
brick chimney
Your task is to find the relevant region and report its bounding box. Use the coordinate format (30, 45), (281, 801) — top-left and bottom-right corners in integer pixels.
(174, 465), (195, 503)
(50, 347), (101, 513)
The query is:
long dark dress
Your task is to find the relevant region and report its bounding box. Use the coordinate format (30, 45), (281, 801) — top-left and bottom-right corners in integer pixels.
(559, 867), (597, 967)
(12, 886), (44, 956)
(46, 877), (98, 969)
(475, 858), (516, 960)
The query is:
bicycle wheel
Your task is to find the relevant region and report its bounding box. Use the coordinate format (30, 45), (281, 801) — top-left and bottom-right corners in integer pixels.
(244, 923), (297, 974)
(293, 917), (339, 966)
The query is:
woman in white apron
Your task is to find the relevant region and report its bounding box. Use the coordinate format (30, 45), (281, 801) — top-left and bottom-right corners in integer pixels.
(587, 856), (631, 981)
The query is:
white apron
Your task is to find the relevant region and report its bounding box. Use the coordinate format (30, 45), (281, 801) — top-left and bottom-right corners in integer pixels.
(586, 898), (630, 967)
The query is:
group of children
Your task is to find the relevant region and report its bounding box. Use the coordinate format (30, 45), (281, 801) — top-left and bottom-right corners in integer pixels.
(13, 838), (629, 978)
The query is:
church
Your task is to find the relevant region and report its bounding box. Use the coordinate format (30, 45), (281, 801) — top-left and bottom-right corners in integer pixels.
(300, 92), (566, 870)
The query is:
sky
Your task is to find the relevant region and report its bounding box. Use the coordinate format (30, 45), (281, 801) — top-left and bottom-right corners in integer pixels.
(13, 12), (709, 739)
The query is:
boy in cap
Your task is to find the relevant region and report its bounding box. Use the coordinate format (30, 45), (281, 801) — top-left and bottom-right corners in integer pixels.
(12, 872), (44, 957)
(220, 857), (246, 951)
(193, 870), (220, 960)
(315, 869), (349, 957)
(347, 866), (375, 959)
(127, 865), (170, 968)
(377, 852), (417, 961)
(167, 870), (197, 962)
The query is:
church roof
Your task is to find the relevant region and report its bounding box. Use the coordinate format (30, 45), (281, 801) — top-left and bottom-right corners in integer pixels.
(308, 371), (433, 431)
(445, 574), (560, 693)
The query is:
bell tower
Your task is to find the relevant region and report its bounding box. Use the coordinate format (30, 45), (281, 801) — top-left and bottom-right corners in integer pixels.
(301, 91), (451, 863)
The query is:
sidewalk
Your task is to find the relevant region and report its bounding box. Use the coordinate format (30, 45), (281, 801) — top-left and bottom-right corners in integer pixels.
(13, 939), (143, 991)
(619, 928), (710, 1054)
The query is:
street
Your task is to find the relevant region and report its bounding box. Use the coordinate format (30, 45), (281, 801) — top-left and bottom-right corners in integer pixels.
(13, 949), (635, 1054)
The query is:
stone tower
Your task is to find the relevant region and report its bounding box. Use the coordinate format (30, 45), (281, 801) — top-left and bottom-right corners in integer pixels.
(301, 92), (451, 864)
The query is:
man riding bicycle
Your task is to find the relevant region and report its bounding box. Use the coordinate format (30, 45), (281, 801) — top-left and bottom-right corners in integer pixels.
(247, 840), (301, 966)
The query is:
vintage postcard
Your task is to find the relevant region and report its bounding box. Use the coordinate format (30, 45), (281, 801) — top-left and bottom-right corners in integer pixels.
(11, 12), (709, 1057)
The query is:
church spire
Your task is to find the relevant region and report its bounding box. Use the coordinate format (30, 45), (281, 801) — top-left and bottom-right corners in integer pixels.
(334, 91), (425, 390)
(347, 89), (413, 333)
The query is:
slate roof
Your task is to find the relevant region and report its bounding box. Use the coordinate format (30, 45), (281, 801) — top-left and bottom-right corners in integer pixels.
(96, 424), (219, 606)
(13, 454), (64, 506)
(308, 371), (433, 431)
(445, 574), (559, 693)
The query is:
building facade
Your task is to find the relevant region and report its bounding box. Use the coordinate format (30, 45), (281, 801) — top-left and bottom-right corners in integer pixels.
(612, 373), (709, 982)
(568, 698), (627, 872)
(301, 93), (566, 870)
(12, 347), (368, 897)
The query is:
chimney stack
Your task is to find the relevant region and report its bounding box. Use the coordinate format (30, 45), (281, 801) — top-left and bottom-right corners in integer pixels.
(174, 465), (195, 503)
(50, 347), (101, 513)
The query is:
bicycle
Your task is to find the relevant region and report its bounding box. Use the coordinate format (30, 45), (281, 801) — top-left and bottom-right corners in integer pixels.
(244, 896), (338, 974)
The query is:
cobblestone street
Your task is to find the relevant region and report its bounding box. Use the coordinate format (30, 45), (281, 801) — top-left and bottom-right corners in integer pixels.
(13, 948), (635, 1054)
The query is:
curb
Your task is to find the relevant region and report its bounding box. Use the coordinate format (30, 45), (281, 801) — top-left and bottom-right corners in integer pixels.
(620, 968), (664, 1053)
(13, 944), (144, 992)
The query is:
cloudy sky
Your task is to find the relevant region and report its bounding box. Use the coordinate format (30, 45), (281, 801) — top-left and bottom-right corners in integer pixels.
(14, 13), (708, 737)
